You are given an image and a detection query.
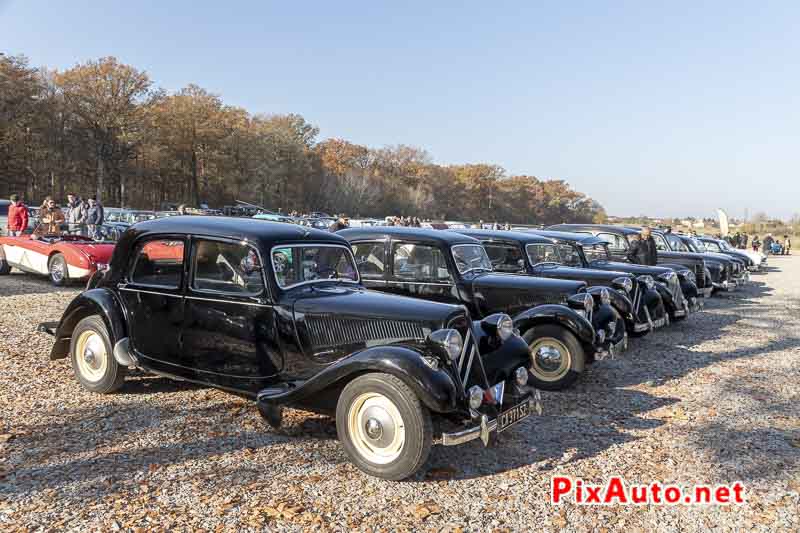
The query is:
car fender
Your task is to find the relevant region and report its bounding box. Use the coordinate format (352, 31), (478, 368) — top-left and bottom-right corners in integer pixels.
(512, 304), (596, 350)
(257, 344), (459, 414)
(49, 288), (127, 360)
(654, 283), (676, 312)
(586, 286), (633, 321)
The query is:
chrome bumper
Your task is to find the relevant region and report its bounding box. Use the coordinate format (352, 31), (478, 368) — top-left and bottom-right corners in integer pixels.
(713, 280), (736, 292)
(441, 395), (539, 446)
(652, 316), (668, 328)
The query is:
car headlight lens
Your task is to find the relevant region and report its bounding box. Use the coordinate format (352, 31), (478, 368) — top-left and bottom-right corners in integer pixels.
(480, 313), (514, 341)
(427, 328), (463, 361)
(637, 275), (655, 290)
(612, 276), (633, 293)
(468, 385), (484, 409)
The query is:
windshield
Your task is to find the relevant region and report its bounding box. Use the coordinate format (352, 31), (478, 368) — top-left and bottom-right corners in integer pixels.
(666, 234), (689, 252)
(703, 240), (721, 252)
(718, 240), (733, 251)
(451, 244), (492, 274)
(686, 238), (704, 253)
(583, 243), (610, 262)
(271, 244), (359, 289)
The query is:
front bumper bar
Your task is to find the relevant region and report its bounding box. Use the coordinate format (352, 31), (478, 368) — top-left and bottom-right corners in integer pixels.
(441, 393), (540, 447)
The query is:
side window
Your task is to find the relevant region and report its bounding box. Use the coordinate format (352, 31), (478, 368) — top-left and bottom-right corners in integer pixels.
(652, 234), (670, 251)
(667, 235), (687, 252)
(130, 239), (185, 288)
(483, 243), (525, 273)
(352, 241), (386, 278)
(527, 243), (561, 264)
(192, 239), (265, 294)
(393, 243), (452, 282)
(597, 233), (628, 251)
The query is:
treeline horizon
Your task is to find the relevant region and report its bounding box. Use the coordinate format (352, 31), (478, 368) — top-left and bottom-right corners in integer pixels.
(0, 53), (606, 224)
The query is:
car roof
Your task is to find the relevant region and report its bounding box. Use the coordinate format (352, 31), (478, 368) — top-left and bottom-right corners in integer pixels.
(132, 215), (347, 246)
(548, 223), (640, 236)
(339, 226), (480, 246)
(527, 229), (611, 246)
(454, 228), (555, 245)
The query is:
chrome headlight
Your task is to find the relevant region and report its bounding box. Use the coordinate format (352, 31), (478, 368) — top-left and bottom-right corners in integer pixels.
(514, 367), (528, 386)
(599, 288), (611, 305)
(427, 328), (463, 361)
(468, 385), (483, 409)
(480, 313), (514, 341)
(685, 270), (696, 284)
(611, 276), (633, 294)
(658, 271), (675, 283)
(637, 275), (655, 290)
(567, 293), (593, 314)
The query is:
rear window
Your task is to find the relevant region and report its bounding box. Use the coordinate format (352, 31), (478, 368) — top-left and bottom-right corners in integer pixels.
(130, 239), (185, 288)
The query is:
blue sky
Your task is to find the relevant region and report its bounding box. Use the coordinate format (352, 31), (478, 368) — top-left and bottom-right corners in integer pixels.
(3, 0), (799, 219)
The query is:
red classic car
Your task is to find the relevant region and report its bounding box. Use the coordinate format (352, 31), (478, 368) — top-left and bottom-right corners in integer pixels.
(0, 234), (115, 286)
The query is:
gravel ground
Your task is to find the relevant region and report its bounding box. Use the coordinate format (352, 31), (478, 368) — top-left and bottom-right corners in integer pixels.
(1, 258), (798, 531)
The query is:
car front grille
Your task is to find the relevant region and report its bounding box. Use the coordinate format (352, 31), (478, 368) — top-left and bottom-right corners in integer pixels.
(305, 316), (426, 348)
(447, 314), (489, 394)
(694, 263), (707, 288)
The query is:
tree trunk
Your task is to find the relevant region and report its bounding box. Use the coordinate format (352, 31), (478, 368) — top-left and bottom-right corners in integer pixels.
(96, 153), (105, 202)
(191, 150), (200, 206)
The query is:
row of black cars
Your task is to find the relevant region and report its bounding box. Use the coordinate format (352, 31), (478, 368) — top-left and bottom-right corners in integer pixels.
(40, 217), (763, 479)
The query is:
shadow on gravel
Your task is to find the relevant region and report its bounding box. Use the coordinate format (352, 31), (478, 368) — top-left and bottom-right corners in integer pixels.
(417, 387), (680, 481)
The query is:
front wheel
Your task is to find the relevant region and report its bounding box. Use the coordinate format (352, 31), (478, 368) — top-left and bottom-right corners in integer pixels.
(336, 373), (432, 480)
(523, 324), (585, 391)
(70, 316), (126, 393)
(48, 253), (69, 286)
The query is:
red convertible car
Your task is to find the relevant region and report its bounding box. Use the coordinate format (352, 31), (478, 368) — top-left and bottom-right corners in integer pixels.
(0, 234), (115, 286)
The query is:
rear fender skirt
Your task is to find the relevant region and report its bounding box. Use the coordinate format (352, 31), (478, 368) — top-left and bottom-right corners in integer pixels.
(257, 345), (459, 414)
(512, 304), (597, 353)
(49, 289), (127, 360)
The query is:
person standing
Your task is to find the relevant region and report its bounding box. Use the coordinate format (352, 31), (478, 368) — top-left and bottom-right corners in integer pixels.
(34, 197), (65, 236)
(329, 215), (349, 232)
(65, 193), (86, 234)
(752, 236), (760, 252)
(627, 226), (658, 266)
(7, 194), (29, 236)
(762, 234), (774, 257)
(85, 196), (105, 239)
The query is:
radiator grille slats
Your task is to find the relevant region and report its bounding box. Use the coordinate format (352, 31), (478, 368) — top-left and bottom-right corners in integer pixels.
(305, 316), (426, 347)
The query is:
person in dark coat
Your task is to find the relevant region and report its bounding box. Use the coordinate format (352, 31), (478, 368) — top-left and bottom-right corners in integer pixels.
(329, 215), (349, 232)
(627, 226), (658, 266)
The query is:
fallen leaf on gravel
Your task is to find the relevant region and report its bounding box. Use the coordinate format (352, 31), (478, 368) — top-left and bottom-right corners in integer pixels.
(0, 433), (15, 443)
(426, 466), (457, 480)
(409, 501), (441, 520)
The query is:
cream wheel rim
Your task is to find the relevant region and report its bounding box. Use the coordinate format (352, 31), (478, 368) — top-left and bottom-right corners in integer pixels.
(75, 330), (108, 382)
(347, 392), (405, 464)
(529, 337), (571, 382)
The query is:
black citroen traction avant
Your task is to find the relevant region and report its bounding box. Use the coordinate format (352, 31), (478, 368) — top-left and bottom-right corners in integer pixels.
(546, 224), (709, 306)
(340, 226), (611, 392)
(38, 216), (537, 480)
(454, 228), (646, 341)
(527, 230), (691, 325)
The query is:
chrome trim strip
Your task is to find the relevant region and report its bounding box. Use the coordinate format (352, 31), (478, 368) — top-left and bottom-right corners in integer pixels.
(462, 343), (477, 383)
(185, 295), (273, 308)
(119, 287), (181, 298)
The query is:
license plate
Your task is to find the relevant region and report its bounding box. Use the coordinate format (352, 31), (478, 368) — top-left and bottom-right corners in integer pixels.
(497, 399), (531, 433)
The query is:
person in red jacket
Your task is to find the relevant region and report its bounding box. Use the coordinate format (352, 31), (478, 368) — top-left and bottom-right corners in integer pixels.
(7, 194), (29, 236)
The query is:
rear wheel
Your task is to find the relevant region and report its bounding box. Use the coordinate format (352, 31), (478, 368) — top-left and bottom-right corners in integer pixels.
(70, 316), (125, 393)
(0, 258), (10, 275)
(523, 324), (585, 391)
(48, 253), (69, 286)
(336, 373), (432, 480)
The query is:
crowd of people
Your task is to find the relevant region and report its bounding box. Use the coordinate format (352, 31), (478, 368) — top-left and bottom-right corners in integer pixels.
(4, 192), (105, 239)
(1, 193), (795, 257)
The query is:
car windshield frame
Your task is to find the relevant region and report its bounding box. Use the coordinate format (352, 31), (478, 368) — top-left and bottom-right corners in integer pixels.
(451, 244), (493, 274)
(270, 243), (361, 290)
(581, 242), (611, 263)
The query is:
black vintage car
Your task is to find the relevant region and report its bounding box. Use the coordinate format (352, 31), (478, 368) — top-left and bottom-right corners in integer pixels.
(528, 230), (697, 323)
(340, 227), (613, 391)
(697, 236), (763, 271)
(547, 224), (712, 300)
(663, 232), (750, 289)
(454, 228), (658, 338)
(40, 217), (536, 480)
